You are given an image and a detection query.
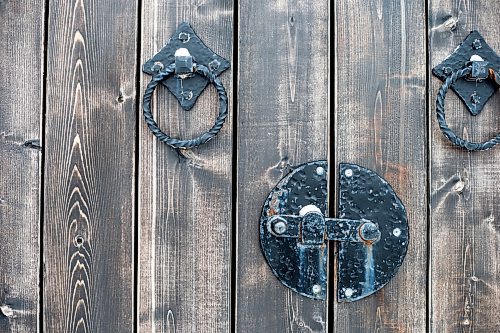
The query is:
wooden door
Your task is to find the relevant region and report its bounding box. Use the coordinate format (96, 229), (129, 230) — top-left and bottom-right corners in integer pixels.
(0, 0), (499, 332)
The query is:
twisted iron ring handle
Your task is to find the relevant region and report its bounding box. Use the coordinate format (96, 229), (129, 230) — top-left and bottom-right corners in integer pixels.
(436, 66), (500, 151)
(143, 63), (228, 149)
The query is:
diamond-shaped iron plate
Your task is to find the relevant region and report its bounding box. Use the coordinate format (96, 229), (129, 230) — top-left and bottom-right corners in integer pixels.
(432, 30), (500, 115)
(143, 22), (230, 111)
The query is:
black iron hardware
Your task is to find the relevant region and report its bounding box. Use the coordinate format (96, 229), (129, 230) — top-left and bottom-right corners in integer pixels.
(142, 22), (230, 149)
(433, 30), (500, 151)
(260, 161), (409, 301)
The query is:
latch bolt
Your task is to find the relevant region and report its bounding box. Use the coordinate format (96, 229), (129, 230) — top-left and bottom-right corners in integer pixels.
(268, 204), (381, 246)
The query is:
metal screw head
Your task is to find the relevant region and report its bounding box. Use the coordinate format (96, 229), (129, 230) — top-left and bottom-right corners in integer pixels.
(442, 66), (453, 75)
(359, 222), (381, 243)
(316, 166), (325, 176)
(151, 61), (164, 71)
(272, 220), (288, 235)
(344, 169), (353, 177)
(181, 91), (193, 101)
(344, 288), (354, 297)
(312, 284), (322, 294)
(472, 38), (482, 50)
(471, 93), (481, 105)
(178, 32), (190, 43)
(209, 59), (220, 71)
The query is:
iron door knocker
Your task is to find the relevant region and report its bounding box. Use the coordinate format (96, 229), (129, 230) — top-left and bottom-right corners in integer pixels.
(433, 31), (500, 151)
(142, 22), (230, 149)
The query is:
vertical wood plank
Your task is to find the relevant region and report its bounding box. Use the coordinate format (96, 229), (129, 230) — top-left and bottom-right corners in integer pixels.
(138, 2), (233, 332)
(334, 0), (427, 331)
(429, 1), (500, 332)
(43, 0), (138, 331)
(0, 1), (44, 332)
(236, 1), (330, 332)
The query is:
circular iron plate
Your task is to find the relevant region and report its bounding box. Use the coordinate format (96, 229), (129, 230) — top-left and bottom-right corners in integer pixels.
(337, 163), (409, 301)
(260, 161), (328, 299)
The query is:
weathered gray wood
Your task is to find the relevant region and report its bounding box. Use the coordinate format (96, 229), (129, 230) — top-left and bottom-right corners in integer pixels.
(429, 2), (500, 332)
(138, 3), (233, 332)
(43, 0), (137, 331)
(0, 1), (43, 332)
(333, 0), (427, 331)
(236, 1), (330, 332)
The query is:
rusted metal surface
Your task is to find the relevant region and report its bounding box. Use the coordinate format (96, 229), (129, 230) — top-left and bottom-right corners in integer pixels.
(259, 161), (409, 301)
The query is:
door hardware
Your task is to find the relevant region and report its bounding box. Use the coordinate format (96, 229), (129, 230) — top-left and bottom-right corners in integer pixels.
(260, 161), (409, 301)
(433, 30), (500, 151)
(142, 22), (230, 149)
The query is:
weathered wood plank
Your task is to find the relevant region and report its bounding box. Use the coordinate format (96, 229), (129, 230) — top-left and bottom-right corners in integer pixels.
(138, 3), (233, 332)
(43, 0), (137, 331)
(236, 1), (330, 332)
(0, 1), (44, 332)
(429, 1), (500, 332)
(333, 0), (427, 331)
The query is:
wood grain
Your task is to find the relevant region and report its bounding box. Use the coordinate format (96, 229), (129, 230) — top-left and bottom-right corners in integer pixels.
(138, 2), (233, 332)
(43, 0), (137, 331)
(235, 0), (330, 332)
(333, 0), (427, 331)
(428, 1), (500, 332)
(0, 1), (44, 332)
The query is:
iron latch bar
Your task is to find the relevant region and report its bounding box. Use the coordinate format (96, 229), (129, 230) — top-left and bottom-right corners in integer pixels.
(268, 205), (380, 244)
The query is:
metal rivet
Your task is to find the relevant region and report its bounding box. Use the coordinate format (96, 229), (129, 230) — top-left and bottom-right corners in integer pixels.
(181, 91), (193, 101)
(442, 66), (453, 75)
(151, 61), (164, 71)
(312, 284), (321, 294)
(316, 166), (325, 176)
(359, 222), (381, 242)
(178, 32), (190, 43)
(345, 169), (353, 177)
(209, 59), (220, 71)
(344, 288), (354, 297)
(273, 220), (287, 235)
(393, 228), (401, 237)
(471, 93), (481, 105)
(472, 38), (482, 50)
